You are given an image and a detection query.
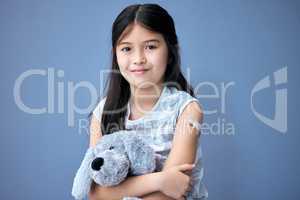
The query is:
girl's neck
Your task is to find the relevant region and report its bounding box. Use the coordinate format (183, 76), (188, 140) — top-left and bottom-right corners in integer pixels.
(129, 83), (164, 117)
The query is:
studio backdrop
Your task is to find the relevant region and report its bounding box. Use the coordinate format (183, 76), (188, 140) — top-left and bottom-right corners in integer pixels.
(1, 0), (299, 199)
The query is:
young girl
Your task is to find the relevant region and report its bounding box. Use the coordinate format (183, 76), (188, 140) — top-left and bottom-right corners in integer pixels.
(89, 4), (208, 200)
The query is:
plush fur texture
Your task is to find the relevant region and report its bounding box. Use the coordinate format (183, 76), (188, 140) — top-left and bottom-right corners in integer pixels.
(71, 130), (159, 200)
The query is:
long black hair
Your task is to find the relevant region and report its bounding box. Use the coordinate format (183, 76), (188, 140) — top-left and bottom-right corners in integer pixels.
(100, 3), (195, 135)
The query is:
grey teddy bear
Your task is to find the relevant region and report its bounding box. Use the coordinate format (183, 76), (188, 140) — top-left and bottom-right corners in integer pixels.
(72, 130), (163, 200)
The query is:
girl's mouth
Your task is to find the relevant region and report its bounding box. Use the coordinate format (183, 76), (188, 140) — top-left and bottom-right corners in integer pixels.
(130, 69), (149, 75)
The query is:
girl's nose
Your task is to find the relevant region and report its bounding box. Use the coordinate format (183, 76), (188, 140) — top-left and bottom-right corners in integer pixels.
(133, 50), (146, 65)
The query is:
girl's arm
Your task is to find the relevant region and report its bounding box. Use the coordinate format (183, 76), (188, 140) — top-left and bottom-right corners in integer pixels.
(140, 192), (179, 200)
(89, 115), (167, 199)
(140, 191), (185, 200)
(89, 166), (191, 200)
(140, 101), (203, 200)
(89, 172), (165, 200)
(88, 101), (201, 199)
(162, 101), (202, 170)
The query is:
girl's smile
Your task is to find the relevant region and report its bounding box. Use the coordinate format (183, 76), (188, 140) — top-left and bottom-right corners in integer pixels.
(130, 68), (150, 76)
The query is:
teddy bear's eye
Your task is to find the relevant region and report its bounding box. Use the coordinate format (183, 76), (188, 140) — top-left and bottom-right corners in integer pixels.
(109, 146), (114, 150)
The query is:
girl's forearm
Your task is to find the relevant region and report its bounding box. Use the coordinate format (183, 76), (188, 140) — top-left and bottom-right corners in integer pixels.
(89, 171), (164, 200)
(141, 192), (177, 200)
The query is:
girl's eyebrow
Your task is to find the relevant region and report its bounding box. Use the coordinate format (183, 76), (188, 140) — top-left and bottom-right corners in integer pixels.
(118, 39), (160, 46)
(143, 39), (160, 43)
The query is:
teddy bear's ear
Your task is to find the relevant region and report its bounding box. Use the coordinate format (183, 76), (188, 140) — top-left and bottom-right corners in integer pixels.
(72, 147), (95, 200)
(123, 134), (156, 175)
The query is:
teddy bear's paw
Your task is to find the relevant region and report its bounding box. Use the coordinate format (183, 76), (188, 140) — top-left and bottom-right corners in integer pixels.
(122, 197), (142, 200)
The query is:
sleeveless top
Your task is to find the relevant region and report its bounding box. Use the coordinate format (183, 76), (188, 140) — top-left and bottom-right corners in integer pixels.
(93, 85), (208, 199)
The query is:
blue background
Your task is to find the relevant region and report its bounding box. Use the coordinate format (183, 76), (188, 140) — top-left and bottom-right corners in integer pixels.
(1, 0), (299, 199)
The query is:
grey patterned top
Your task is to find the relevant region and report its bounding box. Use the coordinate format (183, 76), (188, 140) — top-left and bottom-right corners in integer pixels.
(93, 85), (208, 199)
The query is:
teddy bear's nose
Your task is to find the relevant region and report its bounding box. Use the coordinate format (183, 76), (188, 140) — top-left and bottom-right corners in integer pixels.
(91, 157), (104, 171)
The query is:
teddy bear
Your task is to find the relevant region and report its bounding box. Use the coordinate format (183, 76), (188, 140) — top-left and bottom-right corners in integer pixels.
(71, 130), (164, 200)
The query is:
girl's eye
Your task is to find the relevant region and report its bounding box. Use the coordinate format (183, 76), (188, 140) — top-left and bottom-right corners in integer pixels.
(145, 45), (157, 50)
(109, 146), (114, 150)
(121, 47), (131, 52)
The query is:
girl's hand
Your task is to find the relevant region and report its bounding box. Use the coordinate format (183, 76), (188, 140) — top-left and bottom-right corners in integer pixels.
(159, 164), (195, 199)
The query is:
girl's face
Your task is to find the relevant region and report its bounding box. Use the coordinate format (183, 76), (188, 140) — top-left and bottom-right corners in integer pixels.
(116, 23), (168, 89)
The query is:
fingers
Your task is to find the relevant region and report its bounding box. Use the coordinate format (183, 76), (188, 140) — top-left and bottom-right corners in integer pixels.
(186, 183), (193, 192)
(177, 163), (195, 172)
(185, 177), (194, 193)
(88, 189), (97, 200)
(183, 170), (193, 176)
(89, 181), (96, 192)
